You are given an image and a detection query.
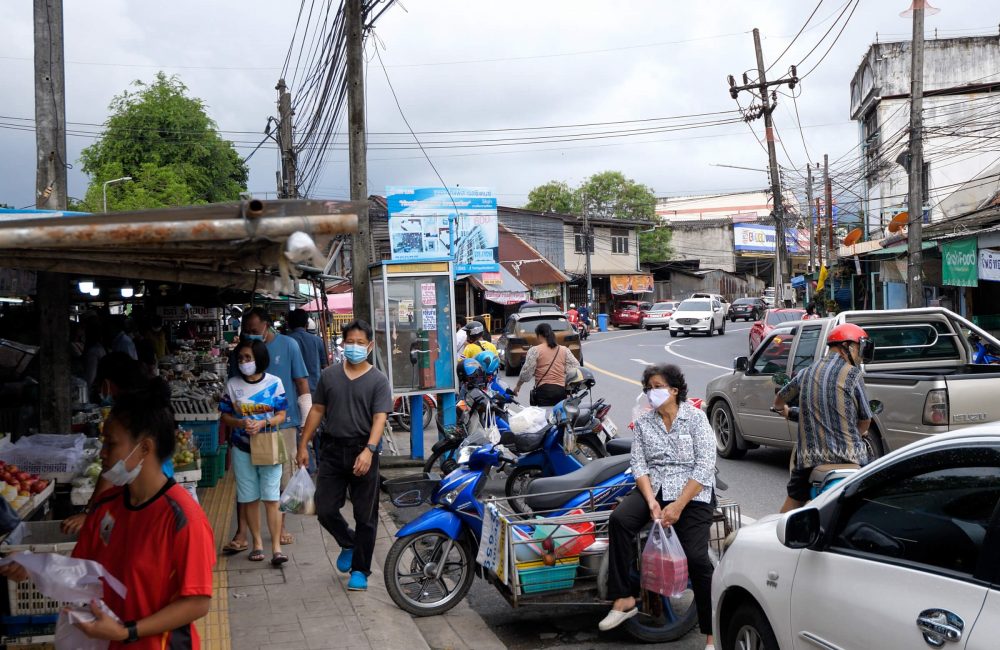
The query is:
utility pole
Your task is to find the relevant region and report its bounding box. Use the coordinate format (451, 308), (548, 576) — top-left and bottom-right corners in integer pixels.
(346, 0), (371, 321)
(824, 154), (834, 302)
(805, 164), (815, 305)
(275, 78), (297, 199)
(34, 0), (71, 432)
(906, 2), (927, 307)
(727, 28), (799, 300)
(583, 206), (593, 315)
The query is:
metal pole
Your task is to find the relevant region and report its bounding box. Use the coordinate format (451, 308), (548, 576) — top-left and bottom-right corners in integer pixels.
(824, 154), (834, 302)
(805, 164), (815, 306)
(583, 204), (593, 315)
(346, 0), (372, 322)
(906, 3), (926, 307)
(102, 176), (132, 212)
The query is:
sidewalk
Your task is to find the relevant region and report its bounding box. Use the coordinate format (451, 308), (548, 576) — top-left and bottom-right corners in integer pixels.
(198, 470), (504, 650)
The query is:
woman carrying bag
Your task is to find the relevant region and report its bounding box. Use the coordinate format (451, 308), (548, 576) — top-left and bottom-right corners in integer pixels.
(220, 340), (289, 566)
(514, 323), (580, 407)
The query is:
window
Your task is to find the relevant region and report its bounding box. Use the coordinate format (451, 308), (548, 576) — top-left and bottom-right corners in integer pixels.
(573, 226), (594, 254)
(830, 447), (1000, 577)
(792, 326), (822, 375)
(866, 322), (960, 363)
(766, 310), (806, 326)
(611, 228), (629, 255)
(752, 333), (792, 374)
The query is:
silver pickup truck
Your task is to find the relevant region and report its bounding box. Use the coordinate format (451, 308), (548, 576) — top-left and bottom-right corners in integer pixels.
(705, 307), (1000, 460)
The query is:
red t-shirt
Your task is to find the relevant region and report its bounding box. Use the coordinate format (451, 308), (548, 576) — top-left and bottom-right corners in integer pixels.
(72, 479), (216, 650)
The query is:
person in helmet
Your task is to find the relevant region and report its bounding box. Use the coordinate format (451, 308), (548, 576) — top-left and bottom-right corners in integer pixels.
(566, 303), (580, 325)
(462, 320), (497, 359)
(773, 323), (875, 512)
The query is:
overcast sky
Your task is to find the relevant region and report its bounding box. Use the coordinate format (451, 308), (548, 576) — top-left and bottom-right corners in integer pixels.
(0, 0), (993, 210)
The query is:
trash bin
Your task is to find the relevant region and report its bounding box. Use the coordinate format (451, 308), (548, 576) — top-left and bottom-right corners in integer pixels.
(597, 314), (608, 332)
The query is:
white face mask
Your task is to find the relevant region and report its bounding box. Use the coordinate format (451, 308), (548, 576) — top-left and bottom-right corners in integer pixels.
(238, 361), (257, 376)
(646, 388), (672, 409)
(102, 444), (144, 487)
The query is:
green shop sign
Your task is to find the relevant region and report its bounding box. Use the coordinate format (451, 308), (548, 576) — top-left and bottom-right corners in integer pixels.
(942, 238), (978, 287)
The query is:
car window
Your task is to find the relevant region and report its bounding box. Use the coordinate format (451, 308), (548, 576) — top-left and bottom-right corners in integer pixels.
(830, 448), (1000, 578)
(677, 301), (710, 312)
(505, 318), (515, 335)
(791, 326), (822, 375)
(734, 298), (755, 305)
(752, 333), (792, 374)
(621, 304), (638, 311)
(641, 303), (653, 310)
(516, 317), (570, 335)
(713, 300), (721, 309)
(864, 322), (961, 363)
(766, 310), (805, 325)
(651, 302), (672, 310)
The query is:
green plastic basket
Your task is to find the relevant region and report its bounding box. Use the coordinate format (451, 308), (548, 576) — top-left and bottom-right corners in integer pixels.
(197, 443), (228, 488)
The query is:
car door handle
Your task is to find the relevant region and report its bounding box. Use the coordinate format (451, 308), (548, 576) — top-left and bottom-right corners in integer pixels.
(916, 609), (964, 647)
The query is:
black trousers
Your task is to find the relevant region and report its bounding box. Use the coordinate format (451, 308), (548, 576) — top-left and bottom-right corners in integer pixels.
(530, 382), (567, 407)
(607, 489), (715, 634)
(315, 439), (380, 576)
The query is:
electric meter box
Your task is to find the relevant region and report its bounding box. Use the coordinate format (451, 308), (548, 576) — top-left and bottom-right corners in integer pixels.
(369, 261), (458, 396)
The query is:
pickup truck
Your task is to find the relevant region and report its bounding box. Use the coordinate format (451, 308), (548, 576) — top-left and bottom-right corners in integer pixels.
(705, 307), (1000, 461)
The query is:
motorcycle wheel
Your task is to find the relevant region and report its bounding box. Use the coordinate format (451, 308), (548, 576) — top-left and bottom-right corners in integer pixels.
(575, 437), (605, 462)
(505, 466), (544, 514)
(423, 440), (461, 474)
(385, 532), (475, 617)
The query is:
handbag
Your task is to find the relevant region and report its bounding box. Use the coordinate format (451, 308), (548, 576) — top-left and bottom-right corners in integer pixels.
(250, 421), (281, 466)
(529, 347), (563, 406)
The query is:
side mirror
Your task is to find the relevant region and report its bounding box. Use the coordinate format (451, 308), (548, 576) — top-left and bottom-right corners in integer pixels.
(869, 400), (884, 415)
(772, 372), (791, 387)
(733, 356), (749, 372)
(776, 508), (821, 549)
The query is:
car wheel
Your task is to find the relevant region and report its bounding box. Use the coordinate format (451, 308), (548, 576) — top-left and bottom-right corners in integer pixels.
(723, 602), (779, 650)
(706, 324), (714, 337)
(669, 330), (677, 338)
(719, 319), (726, 335)
(645, 325), (652, 331)
(711, 401), (746, 459)
(863, 427), (886, 461)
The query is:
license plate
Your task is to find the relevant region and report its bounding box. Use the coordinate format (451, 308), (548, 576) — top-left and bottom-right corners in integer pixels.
(604, 418), (618, 437)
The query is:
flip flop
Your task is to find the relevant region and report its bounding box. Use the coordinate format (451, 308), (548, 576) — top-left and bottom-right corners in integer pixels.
(248, 549), (265, 562)
(271, 552), (289, 567)
(280, 532), (295, 545)
(222, 539), (249, 555)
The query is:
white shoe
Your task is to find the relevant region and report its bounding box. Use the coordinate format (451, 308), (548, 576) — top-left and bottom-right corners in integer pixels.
(598, 607), (638, 631)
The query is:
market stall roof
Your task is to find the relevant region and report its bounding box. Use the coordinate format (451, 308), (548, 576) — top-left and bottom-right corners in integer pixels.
(467, 266), (531, 305)
(301, 292), (353, 313)
(0, 199), (360, 296)
(498, 224), (570, 286)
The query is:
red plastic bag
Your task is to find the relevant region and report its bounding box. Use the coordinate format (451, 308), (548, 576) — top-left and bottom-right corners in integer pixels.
(640, 521), (688, 597)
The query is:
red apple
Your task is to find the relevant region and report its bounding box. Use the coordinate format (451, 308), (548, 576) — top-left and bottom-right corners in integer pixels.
(8, 465), (19, 473)
(30, 481), (47, 494)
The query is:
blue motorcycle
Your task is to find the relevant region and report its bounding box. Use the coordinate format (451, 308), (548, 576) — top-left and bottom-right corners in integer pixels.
(970, 332), (1000, 364)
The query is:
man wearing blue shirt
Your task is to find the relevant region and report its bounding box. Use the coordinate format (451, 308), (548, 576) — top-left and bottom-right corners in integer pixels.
(286, 309), (327, 391)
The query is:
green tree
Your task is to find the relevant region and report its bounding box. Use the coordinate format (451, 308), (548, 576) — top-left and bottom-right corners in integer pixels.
(79, 72), (248, 211)
(525, 180), (575, 214)
(639, 226), (672, 264)
(575, 170), (655, 222)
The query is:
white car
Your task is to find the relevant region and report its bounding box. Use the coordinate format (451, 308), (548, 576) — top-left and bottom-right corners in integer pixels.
(711, 425), (1000, 650)
(669, 298), (726, 337)
(642, 301), (679, 330)
(692, 292), (730, 316)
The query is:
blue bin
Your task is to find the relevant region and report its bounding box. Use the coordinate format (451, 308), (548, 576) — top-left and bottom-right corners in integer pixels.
(597, 314), (608, 332)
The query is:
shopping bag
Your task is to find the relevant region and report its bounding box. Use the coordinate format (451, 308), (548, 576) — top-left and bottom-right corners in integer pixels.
(640, 521), (688, 598)
(250, 428), (281, 466)
(279, 467), (316, 515)
(508, 406), (547, 434)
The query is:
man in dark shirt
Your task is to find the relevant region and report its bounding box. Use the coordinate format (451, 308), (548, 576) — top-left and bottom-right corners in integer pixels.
(298, 319), (392, 592)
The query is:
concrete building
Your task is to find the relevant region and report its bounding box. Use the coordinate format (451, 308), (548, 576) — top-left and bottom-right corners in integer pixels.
(656, 190), (799, 224)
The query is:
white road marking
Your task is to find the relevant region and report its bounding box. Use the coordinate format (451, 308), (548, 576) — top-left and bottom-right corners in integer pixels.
(630, 358), (652, 365)
(664, 337), (732, 371)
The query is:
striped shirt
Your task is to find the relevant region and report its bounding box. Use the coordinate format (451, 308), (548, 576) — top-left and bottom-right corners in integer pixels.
(778, 352), (873, 469)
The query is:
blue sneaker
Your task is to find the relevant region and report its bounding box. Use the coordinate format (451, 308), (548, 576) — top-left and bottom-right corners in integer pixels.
(336, 548), (354, 574)
(347, 571), (368, 591)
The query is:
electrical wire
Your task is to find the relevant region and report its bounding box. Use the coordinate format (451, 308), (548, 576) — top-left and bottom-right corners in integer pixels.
(765, 0), (825, 74)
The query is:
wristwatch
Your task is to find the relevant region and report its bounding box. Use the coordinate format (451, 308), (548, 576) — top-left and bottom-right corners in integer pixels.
(123, 621), (139, 644)
(366, 443), (379, 454)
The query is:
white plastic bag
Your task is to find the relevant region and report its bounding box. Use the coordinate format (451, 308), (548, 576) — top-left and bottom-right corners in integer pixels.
(640, 522), (689, 598)
(279, 467), (316, 515)
(508, 406), (547, 434)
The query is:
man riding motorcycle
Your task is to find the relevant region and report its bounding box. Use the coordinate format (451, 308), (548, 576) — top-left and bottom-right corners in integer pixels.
(462, 321), (497, 358)
(566, 303), (589, 339)
(772, 323), (875, 513)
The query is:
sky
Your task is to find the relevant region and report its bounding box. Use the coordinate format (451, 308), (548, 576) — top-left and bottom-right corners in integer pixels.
(0, 0), (993, 211)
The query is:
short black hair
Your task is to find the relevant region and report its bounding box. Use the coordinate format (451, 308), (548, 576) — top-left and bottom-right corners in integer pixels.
(641, 363), (688, 402)
(342, 319), (373, 342)
(245, 307), (271, 325)
(96, 352), (145, 391)
(456, 316), (467, 327)
(288, 309), (310, 329)
(108, 377), (176, 461)
(235, 339), (270, 374)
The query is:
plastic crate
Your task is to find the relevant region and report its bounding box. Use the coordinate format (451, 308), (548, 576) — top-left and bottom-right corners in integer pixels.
(177, 417), (220, 455)
(2, 635), (54, 650)
(517, 557), (578, 594)
(1, 615), (58, 637)
(0, 521), (76, 616)
(197, 443), (227, 488)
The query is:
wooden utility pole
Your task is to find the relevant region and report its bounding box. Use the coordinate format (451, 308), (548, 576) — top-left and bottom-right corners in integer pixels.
(583, 205), (593, 315)
(824, 153), (834, 302)
(275, 78), (297, 199)
(906, 3), (927, 307)
(346, 0), (371, 322)
(34, 0), (71, 433)
(805, 164), (815, 305)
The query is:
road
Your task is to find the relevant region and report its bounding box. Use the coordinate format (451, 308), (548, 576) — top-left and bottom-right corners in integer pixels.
(387, 323), (793, 649)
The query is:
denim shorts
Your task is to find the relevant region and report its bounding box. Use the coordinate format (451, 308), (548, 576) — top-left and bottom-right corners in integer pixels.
(232, 447), (282, 503)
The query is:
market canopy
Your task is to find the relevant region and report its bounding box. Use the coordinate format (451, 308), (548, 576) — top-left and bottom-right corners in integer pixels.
(467, 266), (530, 305)
(301, 292), (354, 313)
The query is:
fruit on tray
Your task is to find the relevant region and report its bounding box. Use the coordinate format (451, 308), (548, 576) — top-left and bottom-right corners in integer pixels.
(0, 460), (47, 505)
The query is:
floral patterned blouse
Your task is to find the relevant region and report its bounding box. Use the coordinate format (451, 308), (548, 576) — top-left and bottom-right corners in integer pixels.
(630, 400), (716, 504)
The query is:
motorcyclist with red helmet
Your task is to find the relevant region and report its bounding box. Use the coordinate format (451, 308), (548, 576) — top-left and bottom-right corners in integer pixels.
(773, 323), (875, 512)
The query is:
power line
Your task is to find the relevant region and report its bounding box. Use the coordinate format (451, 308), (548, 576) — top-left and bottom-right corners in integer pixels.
(765, 0), (825, 74)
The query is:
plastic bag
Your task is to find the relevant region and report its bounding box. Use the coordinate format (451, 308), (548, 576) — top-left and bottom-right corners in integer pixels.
(640, 522), (688, 598)
(508, 406), (547, 434)
(279, 467), (316, 515)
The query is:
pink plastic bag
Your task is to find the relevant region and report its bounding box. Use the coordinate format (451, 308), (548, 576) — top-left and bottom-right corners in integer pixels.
(640, 522), (688, 597)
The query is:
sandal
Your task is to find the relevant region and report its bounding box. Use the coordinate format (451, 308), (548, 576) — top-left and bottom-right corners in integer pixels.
(271, 552), (288, 567)
(248, 549), (265, 562)
(222, 539), (249, 555)
(280, 532), (295, 545)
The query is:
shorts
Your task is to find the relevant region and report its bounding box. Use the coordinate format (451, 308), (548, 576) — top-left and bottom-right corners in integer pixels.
(786, 467), (815, 503)
(232, 447), (282, 503)
(279, 426), (300, 490)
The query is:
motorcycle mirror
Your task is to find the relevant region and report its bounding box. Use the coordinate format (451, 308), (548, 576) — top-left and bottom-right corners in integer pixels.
(772, 372), (791, 387)
(869, 400), (884, 415)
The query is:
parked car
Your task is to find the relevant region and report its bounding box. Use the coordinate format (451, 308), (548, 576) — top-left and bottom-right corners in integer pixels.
(712, 424), (1000, 650)
(704, 307), (1000, 460)
(761, 287), (776, 307)
(691, 292), (730, 317)
(516, 302), (561, 315)
(496, 312), (582, 376)
(729, 297), (767, 322)
(748, 308), (806, 352)
(668, 298), (727, 337)
(642, 301), (678, 330)
(609, 300), (652, 328)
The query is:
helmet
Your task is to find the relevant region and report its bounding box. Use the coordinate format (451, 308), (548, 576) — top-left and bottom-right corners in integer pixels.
(474, 350), (500, 376)
(458, 358), (486, 387)
(569, 303), (576, 309)
(827, 323), (868, 345)
(566, 367), (596, 391)
(463, 321), (484, 337)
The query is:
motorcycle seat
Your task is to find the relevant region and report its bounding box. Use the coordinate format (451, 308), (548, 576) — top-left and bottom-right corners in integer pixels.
(809, 463), (859, 487)
(525, 455), (632, 512)
(514, 427), (549, 454)
(605, 437), (632, 456)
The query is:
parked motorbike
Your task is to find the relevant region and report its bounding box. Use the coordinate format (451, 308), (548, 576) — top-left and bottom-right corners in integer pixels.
(330, 336), (345, 365)
(969, 333), (1000, 364)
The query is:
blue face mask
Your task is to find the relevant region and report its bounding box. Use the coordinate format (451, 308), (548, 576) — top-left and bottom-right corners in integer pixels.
(344, 343), (369, 364)
(245, 334), (264, 341)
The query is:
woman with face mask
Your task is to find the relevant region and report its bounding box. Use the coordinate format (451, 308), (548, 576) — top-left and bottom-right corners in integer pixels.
(2, 379), (216, 648)
(598, 364), (717, 650)
(219, 340), (289, 566)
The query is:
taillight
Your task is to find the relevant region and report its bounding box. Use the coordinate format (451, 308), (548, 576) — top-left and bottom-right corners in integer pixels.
(922, 389), (948, 426)
(596, 404), (611, 420)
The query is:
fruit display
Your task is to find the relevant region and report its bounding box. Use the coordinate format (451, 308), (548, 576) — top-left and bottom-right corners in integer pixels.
(173, 428), (200, 468)
(0, 460), (49, 511)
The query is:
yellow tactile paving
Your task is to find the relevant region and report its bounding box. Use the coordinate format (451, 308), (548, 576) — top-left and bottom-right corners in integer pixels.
(197, 470), (236, 650)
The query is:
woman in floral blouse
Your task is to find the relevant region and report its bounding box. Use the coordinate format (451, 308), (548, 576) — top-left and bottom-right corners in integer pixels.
(598, 364), (716, 650)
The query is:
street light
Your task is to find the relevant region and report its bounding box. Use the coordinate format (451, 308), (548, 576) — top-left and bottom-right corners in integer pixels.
(102, 176), (133, 212)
